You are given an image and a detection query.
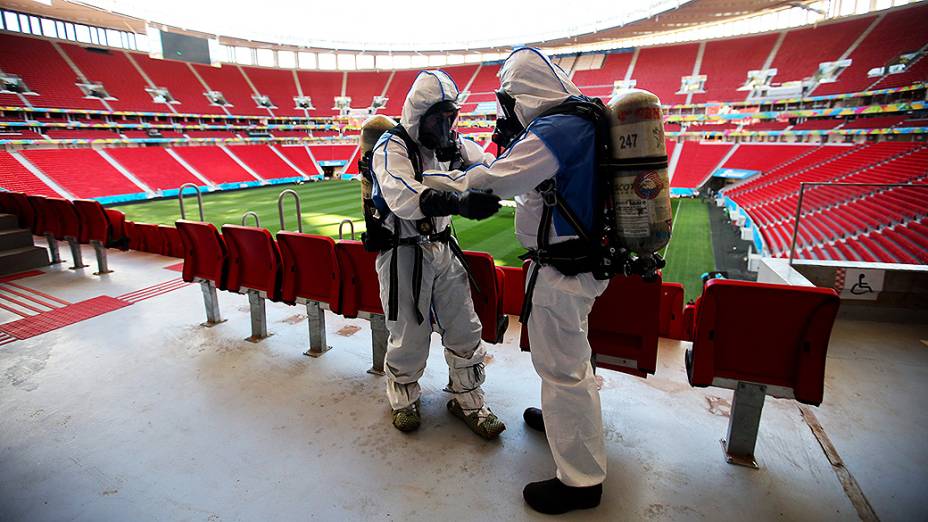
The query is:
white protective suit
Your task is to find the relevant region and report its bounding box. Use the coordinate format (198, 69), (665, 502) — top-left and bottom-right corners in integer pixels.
(370, 70), (496, 417)
(420, 49), (610, 487)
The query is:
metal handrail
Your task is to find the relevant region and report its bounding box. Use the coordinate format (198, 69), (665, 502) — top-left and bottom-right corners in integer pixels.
(277, 189), (303, 233)
(789, 182), (928, 265)
(338, 219), (355, 240)
(241, 211), (260, 227)
(177, 183), (204, 221)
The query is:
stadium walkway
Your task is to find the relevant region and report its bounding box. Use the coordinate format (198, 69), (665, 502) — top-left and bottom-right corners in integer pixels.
(0, 242), (925, 521)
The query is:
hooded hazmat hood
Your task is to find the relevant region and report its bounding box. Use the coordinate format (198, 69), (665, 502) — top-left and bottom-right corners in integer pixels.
(499, 47), (582, 127)
(400, 70), (460, 145)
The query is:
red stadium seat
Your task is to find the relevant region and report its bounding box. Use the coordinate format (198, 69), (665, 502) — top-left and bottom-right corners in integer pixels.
(221, 224), (283, 341)
(44, 197), (88, 270)
(277, 231), (341, 356)
(277, 232), (340, 308)
(4, 192), (36, 231)
(176, 219), (228, 326)
(73, 199), (128, 274)
(587, 274), (662, 376)
(498, 265), (524, 317)
(335, 240), (383, 318)
(73, 200), (111, 245)
(659, 282), (685, 340)
(105, 210), (127, 243)
(682, 302), (696, 342)
(521, 268), (662, 378)
(159, 225), (185, 259)
(335, 240), (388, 374)
(221, 225), (282, 301)
(134, 223), (166, 255)
(462, 250), (507, 344)
(177, 221), (227, 285)
(44, 198), (80, 241)
(28, 195), (52, 238)
(685, 279), (840, 466)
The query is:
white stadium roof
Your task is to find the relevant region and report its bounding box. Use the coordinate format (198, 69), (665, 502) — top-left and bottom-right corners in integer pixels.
(75, 0), (693, 52)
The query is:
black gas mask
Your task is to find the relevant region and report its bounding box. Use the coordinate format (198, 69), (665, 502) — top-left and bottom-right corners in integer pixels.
(418, 100), (460, 162)
(492, 90), (524, 151)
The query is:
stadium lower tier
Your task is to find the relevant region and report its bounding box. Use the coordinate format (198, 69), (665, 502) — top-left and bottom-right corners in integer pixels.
(715, 142), (927, 265)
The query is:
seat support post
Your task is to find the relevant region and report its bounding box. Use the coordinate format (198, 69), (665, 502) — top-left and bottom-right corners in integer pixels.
(722, 381), (767, 469)
(246, 290), (269, 342)
(368, 314), (387, 375)
(45, 233), (62, 264)
(199, 280), (224, 326)
(304, 300), (331, 357)
(66, 237), (88, 270)
(91, 240), (112, 275)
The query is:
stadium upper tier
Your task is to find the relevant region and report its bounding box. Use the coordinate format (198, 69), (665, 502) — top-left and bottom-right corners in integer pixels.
(0, 3), (925, 116)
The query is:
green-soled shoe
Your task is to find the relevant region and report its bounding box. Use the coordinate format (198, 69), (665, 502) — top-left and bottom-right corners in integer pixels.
(447, 399), (506, 440)
(392, 400), (421, 433)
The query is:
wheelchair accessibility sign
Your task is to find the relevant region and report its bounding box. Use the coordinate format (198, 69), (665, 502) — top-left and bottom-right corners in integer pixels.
(834, 268), (885, 300)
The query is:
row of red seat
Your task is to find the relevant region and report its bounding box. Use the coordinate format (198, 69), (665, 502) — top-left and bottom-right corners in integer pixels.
(175, 216), (840, 465)
(0, 187), (843, 465)
(0, 190), (127, 272)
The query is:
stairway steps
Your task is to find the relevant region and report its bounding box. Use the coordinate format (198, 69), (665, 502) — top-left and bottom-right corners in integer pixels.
(0, 246), (49, 276)
(0, 228), (33, 250)
(0, 213), (18, 230)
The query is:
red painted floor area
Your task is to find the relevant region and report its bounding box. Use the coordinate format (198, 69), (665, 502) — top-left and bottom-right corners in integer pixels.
(0, 296), (130, 340)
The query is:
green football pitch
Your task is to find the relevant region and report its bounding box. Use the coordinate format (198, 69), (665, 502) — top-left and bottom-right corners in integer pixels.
(113, 181), (715, 300)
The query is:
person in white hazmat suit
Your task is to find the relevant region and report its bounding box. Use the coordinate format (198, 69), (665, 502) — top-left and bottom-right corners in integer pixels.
(419, 48), (609, 514)
(368, 69), (507, 439)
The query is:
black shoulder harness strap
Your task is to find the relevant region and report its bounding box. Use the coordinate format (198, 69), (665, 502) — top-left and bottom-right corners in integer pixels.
(386, 125), (423, 181)
(380, 125), (478, 325)
(519, 96), (610, 324)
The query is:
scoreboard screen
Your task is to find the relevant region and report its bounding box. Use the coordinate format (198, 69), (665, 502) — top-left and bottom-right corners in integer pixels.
(160, 31), (211, 65)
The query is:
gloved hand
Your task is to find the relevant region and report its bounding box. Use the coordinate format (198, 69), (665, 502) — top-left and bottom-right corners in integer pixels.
(458, 189), (501, 220)
(419, 188), (501, 220)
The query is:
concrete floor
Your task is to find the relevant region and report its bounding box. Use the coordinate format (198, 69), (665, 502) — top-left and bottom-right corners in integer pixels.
(0, 245), (926, 521)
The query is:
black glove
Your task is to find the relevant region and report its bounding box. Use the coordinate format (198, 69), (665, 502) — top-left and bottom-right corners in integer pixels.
(458, 189), (501, 220)
(419, 188), (501, 220)
(419, 189), (461, 217)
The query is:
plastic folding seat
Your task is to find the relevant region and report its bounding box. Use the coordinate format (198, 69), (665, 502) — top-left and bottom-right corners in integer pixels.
(277, 231), (341, 356)
(0, 192), (14, 214)
(659, 282), (685, 340)
(176, 219), (228, 326)
(134, 223), (166, 255)
(4, 192), (35, 230)
(686, 279), (839, 467)
(105, 209), (127, 245)
(520, 269), (662, 378)
(124, 221), (142, 251)
(335, 240), (383, 318)
(27, 195), (50, 238)
(682, 302), (696, 341)
(498, 266), (524, 317)
(44, 197), (88, 270)
(461, 251), (508, 345)
(335, 240), (388, 374)
(159, 226), (185, 259)
(73, 199), (128, 274)
(587, 274), (662, 376)
(221, 224), (282, 342)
